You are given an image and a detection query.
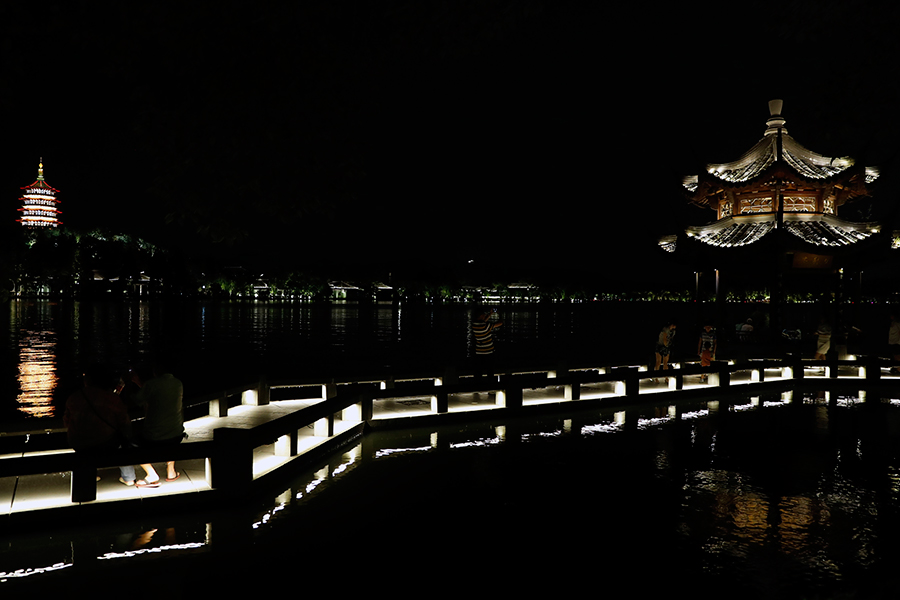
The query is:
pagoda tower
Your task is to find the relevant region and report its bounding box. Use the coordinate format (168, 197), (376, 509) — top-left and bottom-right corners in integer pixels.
(17, 159), (62, 228)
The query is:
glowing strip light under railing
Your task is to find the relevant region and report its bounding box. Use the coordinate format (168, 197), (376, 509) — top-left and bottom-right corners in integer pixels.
(97, 542), (206, 560)
(1, 562), (73, 582)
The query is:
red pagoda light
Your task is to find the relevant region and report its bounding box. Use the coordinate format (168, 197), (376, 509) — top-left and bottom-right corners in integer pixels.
(17, 158), (62, 228)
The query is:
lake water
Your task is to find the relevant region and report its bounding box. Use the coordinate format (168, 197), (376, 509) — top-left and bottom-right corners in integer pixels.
(0, 299), (686, 427)
(5, 388), (900, 598)
(4, 299), (900, 597)
(3, 298), (888, 428)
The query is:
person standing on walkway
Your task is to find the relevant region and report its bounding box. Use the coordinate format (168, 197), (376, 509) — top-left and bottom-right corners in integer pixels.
(697, 324), (716, 382)
(65, 364), (134, 483)
(471, 307), (502, 378)
(130, 360), (185, 487)
(654, 322), (676, 380)
(814, 316), (832, 360)
(889, 313), (900, 373)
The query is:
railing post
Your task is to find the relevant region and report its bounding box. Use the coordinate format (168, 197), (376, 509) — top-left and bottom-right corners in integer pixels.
(497, 375), (523, 408)
(827, 357), (839, 379)
(564, 380), (580, 400)
(670, 364), (683, 390)
(438, 365), (458, 386)
(258, 374), (270, 406)
(210, 391), (229, 417)
(549, 362), (569, 379)
(71, 461), (97, 502)
(275, 429), (298, 457)
(625, 368), (639, 397)
(787, 353), (804, 380)
(431, 389), (449, 413)
(865, 355), (881, 381)
(750, 359), (766, 382)
(359, 389), (374, 421)
(212, 427), (252, 491)
(314, 414), (335, 436)
(709, 361), (730, 387)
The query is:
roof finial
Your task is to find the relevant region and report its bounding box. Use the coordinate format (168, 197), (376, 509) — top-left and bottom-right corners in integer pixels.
(765, 99), (786, 136)
(37, 157), (44, 181)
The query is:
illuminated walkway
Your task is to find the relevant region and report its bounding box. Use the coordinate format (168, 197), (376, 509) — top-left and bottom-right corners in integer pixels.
(0, 361), (883, 521)
(0, 397), (350, 515)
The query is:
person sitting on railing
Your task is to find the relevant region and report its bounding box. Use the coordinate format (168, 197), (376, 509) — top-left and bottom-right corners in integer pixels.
(736, 319), (754, 342)
(64, 364), (134, 484)
(128, 359), (185, 488)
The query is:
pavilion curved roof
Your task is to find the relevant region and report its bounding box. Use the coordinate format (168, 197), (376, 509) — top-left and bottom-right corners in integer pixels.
(685, 213), (880, 248)
(683, 101), (879, 199)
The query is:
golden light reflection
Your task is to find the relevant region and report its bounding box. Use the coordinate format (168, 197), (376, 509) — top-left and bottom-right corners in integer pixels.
(16, 331), (59, 418)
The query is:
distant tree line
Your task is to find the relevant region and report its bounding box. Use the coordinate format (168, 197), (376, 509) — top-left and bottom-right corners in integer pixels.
(5, 227), (900, 305)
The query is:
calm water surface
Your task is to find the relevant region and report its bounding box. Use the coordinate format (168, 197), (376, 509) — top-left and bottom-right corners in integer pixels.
(5, 390), (900, 597)
(5, 299), (900, 596)
(5, 298), (889, 427)
(2, 299), (696, 426)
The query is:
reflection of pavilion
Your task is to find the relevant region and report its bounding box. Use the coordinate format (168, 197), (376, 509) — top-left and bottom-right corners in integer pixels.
(661, 100), (884, 337)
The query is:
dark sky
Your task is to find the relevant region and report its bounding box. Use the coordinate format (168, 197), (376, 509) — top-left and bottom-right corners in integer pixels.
(5, 2), (900, 282)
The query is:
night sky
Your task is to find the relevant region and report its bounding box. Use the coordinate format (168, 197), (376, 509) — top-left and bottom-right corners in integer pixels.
(5, 2), (900, 283)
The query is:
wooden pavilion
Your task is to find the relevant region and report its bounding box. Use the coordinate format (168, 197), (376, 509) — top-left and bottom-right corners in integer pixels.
(660, 100), (884, 348)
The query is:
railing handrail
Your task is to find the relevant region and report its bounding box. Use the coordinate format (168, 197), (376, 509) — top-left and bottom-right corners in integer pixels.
(0, 354), (893, 508)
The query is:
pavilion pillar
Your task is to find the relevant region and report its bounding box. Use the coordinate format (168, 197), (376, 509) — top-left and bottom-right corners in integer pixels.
(713, 268), (728, 360)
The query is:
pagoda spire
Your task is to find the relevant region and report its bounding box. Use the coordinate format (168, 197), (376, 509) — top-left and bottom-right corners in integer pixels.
(37, 157), (44, 181)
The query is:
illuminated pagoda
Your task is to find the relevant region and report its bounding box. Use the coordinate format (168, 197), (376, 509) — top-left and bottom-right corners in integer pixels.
(17, 159), (62, 228)
(665, 100), (880, 256)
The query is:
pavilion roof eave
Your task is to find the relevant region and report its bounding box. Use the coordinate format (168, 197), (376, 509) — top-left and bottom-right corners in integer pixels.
(686, 161), (874, 210)
(685, 213), (881, 249)
(692, 160), (870, 193)
(702, 132), (859, 183)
